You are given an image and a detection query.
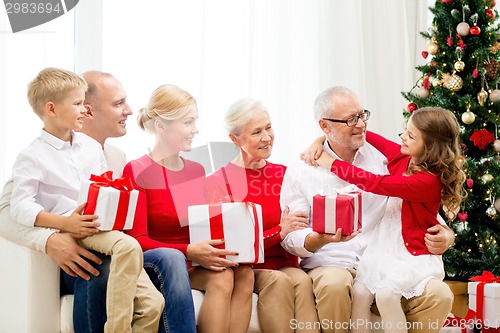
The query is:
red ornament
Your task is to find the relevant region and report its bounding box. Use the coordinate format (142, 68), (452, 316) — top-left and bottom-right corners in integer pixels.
(442, 0), (452, 3)
(447, 37), (453, 47)
(486, 8), (496, 19)
(422, 51), (429, 59)
(473, 68), (479, 78)
(492, 0), (497, 7)
(423, 73), (431, 90)
(458, 213), (468, 222)
(470, 25), (481, 35)
(407, 103), (417, 113)
(470, 129), (495, 149)
(466, 178), (474, 188)
(456, 34), (465, 50)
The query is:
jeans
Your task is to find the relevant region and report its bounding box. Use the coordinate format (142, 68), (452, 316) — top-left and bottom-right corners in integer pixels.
(61, 251), (110, 333)
(61, 248), (196, 333)
(143, 248), (197, 333)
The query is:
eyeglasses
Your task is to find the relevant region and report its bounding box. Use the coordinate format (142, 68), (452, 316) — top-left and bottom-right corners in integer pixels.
(322, 110), (371, 127)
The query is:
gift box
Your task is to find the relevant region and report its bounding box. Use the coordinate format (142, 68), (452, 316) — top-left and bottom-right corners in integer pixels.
(188, 202), (264, 264)
(312, 192), (362, 235)
(441, 313), (476, 333)
(468, 271), (500, 329)
(77, 171), (138, 231)
(439, 326), (474, 333)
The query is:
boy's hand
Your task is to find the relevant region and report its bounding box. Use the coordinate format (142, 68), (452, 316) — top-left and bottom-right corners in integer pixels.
(62, 203), (100, 239)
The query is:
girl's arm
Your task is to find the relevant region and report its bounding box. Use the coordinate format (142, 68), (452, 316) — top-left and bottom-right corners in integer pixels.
(329, 159), (441, 202)
(366, 131), (402, 162)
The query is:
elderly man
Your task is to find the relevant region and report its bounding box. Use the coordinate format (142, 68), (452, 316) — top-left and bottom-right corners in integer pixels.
(280, 86), (454, 333)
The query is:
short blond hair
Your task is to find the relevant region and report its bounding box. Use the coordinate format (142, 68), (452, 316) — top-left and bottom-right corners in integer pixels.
(27, 67), (88, 118)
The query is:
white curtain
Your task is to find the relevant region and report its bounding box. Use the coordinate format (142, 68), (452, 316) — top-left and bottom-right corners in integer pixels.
(0, 12), (75, 185)
(0, 0), (429, 184)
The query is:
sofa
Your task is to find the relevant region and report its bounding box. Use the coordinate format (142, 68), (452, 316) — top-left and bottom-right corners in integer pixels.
(0, 234), (412, 333)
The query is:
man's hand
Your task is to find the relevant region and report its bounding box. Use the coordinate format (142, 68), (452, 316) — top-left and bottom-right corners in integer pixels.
(279, 206), (309, 239)
(46, 232), (102, 280)
(425, 224), (455, 255)
(304, 229), (360, 253)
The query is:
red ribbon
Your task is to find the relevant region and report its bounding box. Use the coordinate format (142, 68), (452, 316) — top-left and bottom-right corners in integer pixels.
(208, 204), (226, 257)
(469, 271), (500, 329)
(83, 171), (134, 230)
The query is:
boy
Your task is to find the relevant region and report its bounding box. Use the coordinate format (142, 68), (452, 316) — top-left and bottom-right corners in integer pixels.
(9, 67), (164, 333)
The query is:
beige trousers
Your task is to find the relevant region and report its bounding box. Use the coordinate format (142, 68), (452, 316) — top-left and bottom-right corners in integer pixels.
(307, 266), (453, 333)
(254, 267), (320, 333)
(78, 231), (164, 333)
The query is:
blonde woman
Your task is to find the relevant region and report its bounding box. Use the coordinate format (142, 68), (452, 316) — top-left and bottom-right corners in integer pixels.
(123, 85), (254, 333)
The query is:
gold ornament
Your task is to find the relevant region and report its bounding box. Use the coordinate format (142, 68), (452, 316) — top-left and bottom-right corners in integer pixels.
(487, 204), (497, 217)
(493, 139), (500, 152)
(432, 78), (442, 87)
(477, 88), (488, 106)
(427, 41), (440, 55)
(490, 42), (500, 54)
(461, 110), (476, 125)
(454, 60), (465, 72)
(417, 77), (425, 87)
(442, 72), (463, 92)
(481, 173), (494, 183)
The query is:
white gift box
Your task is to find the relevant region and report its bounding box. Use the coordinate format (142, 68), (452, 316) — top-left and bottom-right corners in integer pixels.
(188, 202), (264, 264)
(439, 326), (474, 333)
(468, 281), (500, 328)
(77, 177), (138, 231)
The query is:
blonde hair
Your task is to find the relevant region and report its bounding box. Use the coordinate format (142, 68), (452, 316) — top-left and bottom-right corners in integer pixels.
(137, 84), (196, 133)
(224, 98), (268, 136)
(27, 67), (87, 118)
(406, 107), (467, 220)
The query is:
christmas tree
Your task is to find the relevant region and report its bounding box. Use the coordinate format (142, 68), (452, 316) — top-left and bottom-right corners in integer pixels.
(402, 0), (500, 281)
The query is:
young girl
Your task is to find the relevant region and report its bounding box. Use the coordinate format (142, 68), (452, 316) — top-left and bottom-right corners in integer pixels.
(314, 107), (466, 333)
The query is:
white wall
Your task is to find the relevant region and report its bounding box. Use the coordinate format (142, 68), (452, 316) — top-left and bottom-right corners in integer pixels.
(0, 0), (431, 185)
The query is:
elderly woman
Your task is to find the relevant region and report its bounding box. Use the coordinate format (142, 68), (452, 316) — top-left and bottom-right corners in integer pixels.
(203, 98), (320, 333)
(123, 85), (254, 333)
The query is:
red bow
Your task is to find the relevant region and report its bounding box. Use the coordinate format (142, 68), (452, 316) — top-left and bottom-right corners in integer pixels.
(89, 171), (133, 192)
(470, 270), (500, 283)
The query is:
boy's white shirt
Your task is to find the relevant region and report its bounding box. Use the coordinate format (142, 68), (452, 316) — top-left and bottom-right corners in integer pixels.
(10, 130), (107, 227)
(0, 133), (126, 253)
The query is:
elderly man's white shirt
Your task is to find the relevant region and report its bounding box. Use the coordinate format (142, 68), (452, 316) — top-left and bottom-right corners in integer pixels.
(280, 139), (389, 270)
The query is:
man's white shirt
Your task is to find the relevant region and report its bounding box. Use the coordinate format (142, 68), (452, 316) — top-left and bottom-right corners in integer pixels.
(280, 139), (390, 270)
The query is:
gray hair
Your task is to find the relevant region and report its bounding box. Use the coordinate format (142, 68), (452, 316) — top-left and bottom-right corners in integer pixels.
(224, 98), (269, 136)
(313, 86), (356, 121)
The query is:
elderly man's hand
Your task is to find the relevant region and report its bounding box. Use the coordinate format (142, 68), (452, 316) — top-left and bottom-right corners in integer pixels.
(304, 229), (360, 253)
